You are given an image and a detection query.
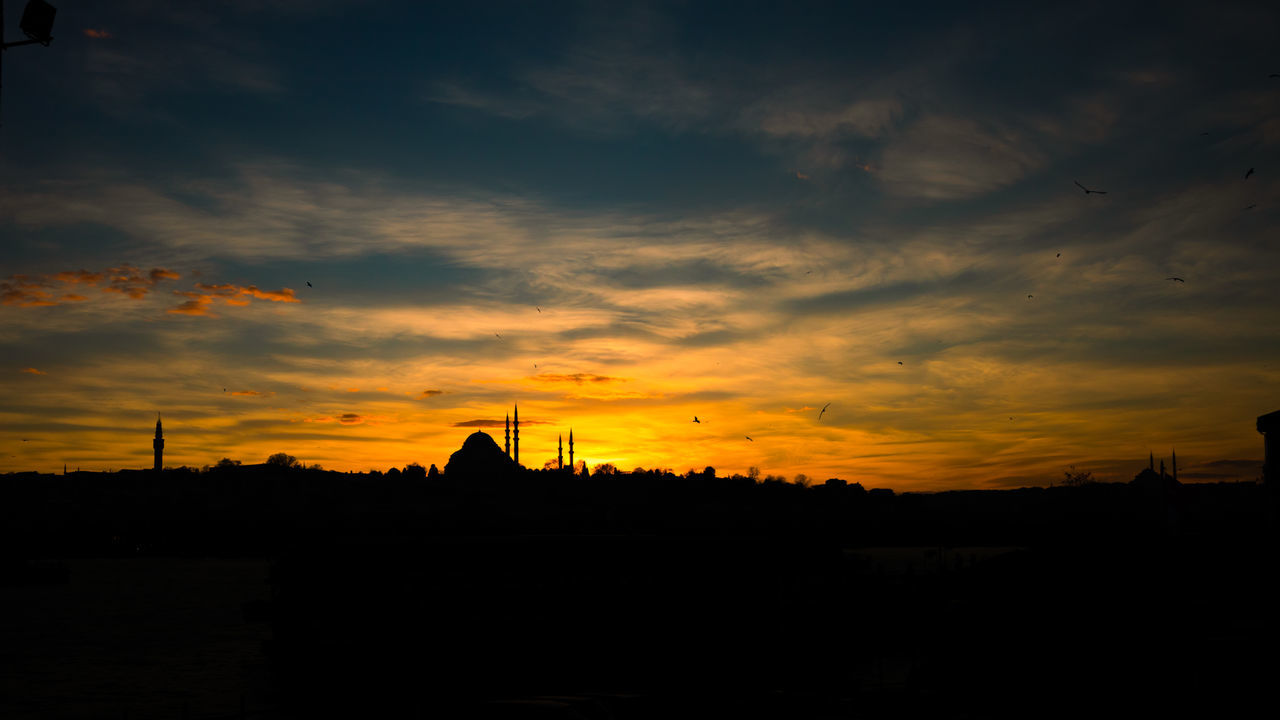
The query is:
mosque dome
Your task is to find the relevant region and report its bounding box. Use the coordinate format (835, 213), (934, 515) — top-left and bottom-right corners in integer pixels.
(444, 431), (519, 478)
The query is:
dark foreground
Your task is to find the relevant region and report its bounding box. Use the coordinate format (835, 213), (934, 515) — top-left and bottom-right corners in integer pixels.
(3, 470), (1278, 718)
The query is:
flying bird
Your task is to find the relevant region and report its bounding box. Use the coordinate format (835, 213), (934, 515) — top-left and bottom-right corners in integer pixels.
(1245, 204), (1257, 210)
(745, 436), (753, 441)
(536, 307), (541, 313)
(1056, 252), (1061, 258)
(819, 403), (830, 420)
(1074, 180), (1107, 195)
(693, 416), (700, 423)
(306, 281), (312, 287)
(1167, 277), (1184, 283)
(1245, 168), (1255, 179)
(495, 333), (502, 339)
(897, 361), (903, 365)
(1027, 294), (1034, 299)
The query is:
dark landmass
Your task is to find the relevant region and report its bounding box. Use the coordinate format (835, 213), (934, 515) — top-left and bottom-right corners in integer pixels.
(3, 463), (1277, 718)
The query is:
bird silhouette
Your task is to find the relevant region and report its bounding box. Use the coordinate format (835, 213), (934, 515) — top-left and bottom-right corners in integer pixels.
(693, 416), (700, 423)
(1074, 180), (1107, 195)
(1027, 294), (1034, 299)
(306, 281), (312, 287)
(819, 403), (830, 420)
(495, 333), (502, 339)
(1056, 252), (1061, 258)
(1245, 204), (1257, 210)
(745, 436), (753, 441)
(897, 361), (903, 365)
(1167, 277), (1184, 283)
(536, 307), (541, 313)
(1245, 168), (1255, 179)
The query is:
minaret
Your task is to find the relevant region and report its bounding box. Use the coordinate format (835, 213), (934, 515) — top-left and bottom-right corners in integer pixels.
(505, 413), (511, 457)
(1172, 449), (1177, 484)
(153, 414), (164, 472)
(569, 428), (574, 471)
(513, 403), (519, 465)
(558, 434), (564, 470)
(1149, 451), (1154, 472)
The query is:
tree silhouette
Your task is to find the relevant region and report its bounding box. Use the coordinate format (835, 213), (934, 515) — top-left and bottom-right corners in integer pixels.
(1062, 465), (1094, 486)
(266, 453), (300, 469)
(402, 463), (426, 481)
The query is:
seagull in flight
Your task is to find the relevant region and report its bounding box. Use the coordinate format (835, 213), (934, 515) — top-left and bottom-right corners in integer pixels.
(745, 436), (753, 441)
(693, 416), (700, 423)
(897, 361), (903, 365)
(819, 403), (830, 420)
(1056, 252), (1061, 258)
(495, 333), (502, 339)
(536, 307), (541, 313)
(1074, 180), (1107, 195)
(1245, 168), (1255, 179)
(306, 281), (312, 287)
(1167, 277), (1185, 283)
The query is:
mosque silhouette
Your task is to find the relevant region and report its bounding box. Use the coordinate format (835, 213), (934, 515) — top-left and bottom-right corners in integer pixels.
(444, 404), (578, 478)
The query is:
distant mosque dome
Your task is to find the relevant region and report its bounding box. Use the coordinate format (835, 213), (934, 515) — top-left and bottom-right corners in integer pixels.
(444, 431), (519, 479)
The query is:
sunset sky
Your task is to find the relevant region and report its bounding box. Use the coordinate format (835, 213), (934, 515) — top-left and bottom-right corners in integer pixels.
(2, 1), (1278, 489)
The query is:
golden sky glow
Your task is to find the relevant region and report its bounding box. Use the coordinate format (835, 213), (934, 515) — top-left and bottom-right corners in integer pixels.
(3, 3), (1278, 489)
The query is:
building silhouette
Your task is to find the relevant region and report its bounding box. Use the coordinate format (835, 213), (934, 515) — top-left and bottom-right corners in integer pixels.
(153, 415), (164, 472)
(1259, 409), (1279, 485)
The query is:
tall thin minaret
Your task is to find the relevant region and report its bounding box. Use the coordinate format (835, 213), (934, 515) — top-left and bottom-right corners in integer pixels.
(153, 414), (164, 472)
(569, 428), (574, 471)
(558, 434), (564, 470)
(505, 413), (511, 457)
(1149, 451), (1154, 472)
(513, 403), (519, 465)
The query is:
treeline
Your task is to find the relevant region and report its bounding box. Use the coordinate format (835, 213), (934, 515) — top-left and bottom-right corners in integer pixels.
(3, 454), (1273, 558)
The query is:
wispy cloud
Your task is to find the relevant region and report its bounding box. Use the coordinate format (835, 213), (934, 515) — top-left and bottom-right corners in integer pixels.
(20, 368), (46, 375)
(529, 373), (626, 384)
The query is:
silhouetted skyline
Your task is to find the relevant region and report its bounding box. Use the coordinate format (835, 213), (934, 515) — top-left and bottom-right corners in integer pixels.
(2, 2), (1279, 490)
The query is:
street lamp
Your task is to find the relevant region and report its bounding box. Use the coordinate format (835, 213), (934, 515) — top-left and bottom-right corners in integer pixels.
(2, 0), (58, 127)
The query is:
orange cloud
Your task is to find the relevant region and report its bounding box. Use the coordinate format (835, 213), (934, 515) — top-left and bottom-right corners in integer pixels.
(168, 292), (215, 316)
(171, 282), (300, 316)
(418, 389), (444, 398)
(230, 390), (274, 397)
(4, 265), (181, 307)
(1, 280), (57, 307)
(20, 368), (46, 375)
(83, 28), (112, 39)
